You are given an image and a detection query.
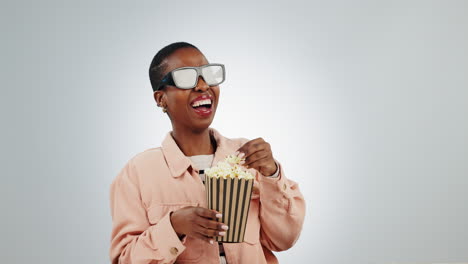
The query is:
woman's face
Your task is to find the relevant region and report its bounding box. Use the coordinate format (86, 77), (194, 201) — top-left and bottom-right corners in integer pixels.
(154, 47), (220, 132)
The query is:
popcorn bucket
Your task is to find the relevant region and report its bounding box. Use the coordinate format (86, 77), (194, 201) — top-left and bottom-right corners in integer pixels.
(205, 177), (254, 243)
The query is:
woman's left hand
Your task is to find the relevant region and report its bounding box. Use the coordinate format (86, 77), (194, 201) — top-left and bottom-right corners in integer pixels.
(235, 137), (278, 177)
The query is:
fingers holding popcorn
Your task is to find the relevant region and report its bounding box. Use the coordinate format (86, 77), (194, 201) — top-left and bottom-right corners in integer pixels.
(236, 138), (268, 156)
(235, 138), (277, 176)
(243, 150), (269, 167)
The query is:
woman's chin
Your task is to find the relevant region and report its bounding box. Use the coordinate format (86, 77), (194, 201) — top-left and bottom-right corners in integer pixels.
(186, 105), (216, 129)
(190, 104), (214, 119)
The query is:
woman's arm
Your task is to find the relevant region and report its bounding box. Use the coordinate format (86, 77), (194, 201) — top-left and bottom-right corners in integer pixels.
(235, 137), (306, 251)
(257, 159), (306, 252)
(109, 158), (187, 264)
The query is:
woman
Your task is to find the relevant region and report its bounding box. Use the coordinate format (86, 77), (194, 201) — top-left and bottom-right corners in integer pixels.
(109, 42), (305, 264)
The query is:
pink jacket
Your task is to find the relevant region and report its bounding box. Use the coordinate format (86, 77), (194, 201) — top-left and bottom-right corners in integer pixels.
(109, 127), (306, 264)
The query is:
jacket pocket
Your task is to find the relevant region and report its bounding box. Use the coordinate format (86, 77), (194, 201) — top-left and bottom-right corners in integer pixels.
(147, 202), (205, 262)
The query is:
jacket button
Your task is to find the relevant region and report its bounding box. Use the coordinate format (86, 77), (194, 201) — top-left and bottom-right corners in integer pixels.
(170, 247), (179, 255)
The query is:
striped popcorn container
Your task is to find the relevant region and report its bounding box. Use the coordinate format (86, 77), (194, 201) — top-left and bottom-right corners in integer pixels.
(205, 176), (254, 243)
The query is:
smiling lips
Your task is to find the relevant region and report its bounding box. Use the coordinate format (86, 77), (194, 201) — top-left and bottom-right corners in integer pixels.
(190, 94), (213, 117)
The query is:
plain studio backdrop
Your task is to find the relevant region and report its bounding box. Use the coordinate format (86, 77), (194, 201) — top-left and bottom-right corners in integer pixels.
(1, 0), (467, 263)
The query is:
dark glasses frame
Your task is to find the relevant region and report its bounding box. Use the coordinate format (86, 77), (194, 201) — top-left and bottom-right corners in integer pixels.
(156, 63), (225, 91)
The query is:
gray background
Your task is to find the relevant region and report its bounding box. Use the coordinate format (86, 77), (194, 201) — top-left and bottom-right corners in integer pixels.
(1, 0), (467, 263)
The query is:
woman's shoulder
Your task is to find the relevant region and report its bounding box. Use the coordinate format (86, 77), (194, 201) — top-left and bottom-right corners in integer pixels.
(131, 147), (164, 164)
(116, 147), (164, 172)
(112, 147), (165, 184)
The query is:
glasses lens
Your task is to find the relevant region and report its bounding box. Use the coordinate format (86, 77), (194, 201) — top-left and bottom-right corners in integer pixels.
(172, 68), (197, 88)
(202, 65), (224, 86)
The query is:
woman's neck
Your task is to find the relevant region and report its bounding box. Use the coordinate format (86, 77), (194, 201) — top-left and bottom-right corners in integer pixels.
(170, 127), (217, 156)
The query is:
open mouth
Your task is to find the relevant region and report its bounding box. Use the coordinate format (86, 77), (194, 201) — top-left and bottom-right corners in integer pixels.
(191, 98), (213, 110)
(190, 97), (213, 117)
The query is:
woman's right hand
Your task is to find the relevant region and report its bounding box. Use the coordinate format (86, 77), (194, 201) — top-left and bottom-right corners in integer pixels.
(170, 206), (229, 244)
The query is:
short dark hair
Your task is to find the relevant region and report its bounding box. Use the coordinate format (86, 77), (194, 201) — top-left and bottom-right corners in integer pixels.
(149, 42), (200, 92)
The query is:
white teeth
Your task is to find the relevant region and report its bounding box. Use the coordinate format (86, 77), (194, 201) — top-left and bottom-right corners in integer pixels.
(192, 98), (212, 107)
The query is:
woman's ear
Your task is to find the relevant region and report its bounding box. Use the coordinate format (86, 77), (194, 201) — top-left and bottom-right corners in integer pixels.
(153, 90), (166, 107)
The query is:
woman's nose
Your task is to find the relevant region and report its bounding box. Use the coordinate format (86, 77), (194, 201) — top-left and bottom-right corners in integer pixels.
(193, 76), (209, 92)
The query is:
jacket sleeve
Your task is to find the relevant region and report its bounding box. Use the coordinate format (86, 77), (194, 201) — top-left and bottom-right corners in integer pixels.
(109, 158), (187, 264)
(257, 159), (306, 252)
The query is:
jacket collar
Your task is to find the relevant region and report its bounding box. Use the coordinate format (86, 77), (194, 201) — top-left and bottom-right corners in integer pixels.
(161, 127), (233, 178)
